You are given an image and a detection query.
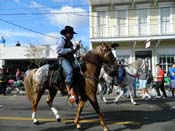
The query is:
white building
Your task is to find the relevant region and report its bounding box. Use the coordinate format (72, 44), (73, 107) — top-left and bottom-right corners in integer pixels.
(0, 42), (86, 75)
(0, 44), (57, 75)
(89, 0), (175, 76)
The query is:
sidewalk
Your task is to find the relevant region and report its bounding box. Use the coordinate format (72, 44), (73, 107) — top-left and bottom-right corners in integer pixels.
(101, 84), (173, 99)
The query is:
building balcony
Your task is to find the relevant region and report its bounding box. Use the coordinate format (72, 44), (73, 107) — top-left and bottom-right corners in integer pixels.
(89, 0), (171, 6)
(90, 23), (175, 42)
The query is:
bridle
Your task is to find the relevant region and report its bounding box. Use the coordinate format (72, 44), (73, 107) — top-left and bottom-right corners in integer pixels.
(76, 47), (114, 82)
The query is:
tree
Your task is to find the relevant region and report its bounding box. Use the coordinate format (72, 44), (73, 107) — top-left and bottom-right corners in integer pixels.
(25, 44), (46, 67)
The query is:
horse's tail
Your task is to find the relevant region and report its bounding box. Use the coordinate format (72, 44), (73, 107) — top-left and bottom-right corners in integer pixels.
(24, 69), (37, 102)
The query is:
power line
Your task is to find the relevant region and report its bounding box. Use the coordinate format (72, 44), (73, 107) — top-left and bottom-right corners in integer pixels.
(0, 18), (59, 39)
(0, 11), (89, 16)
(0, 2), (174, 23)
(0, 2), (174, 11)
(0, 4), (89, 11)
(0, 11), (173, 22)
(0, 4), (174, 14)
(0, 5), (174, 21)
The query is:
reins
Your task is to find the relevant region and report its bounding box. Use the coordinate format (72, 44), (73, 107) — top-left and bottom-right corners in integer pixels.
(75, 48), (107, 82)
(75, 57), (100, 82)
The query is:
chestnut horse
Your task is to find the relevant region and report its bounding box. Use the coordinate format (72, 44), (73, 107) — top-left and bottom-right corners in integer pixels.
(24, 43), (115, 131)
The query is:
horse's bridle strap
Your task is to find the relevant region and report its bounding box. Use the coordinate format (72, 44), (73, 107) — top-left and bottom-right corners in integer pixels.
(126, 72), (137, 77)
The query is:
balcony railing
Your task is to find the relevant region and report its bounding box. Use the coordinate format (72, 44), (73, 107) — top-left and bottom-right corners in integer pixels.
(91, 23), (175, 39)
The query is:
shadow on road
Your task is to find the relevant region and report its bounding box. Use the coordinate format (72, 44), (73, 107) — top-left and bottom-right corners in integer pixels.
(36, 98), (175, 131)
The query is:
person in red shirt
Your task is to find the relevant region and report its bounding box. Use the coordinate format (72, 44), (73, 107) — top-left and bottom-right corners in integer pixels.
(154, 64), (167, 98)
(16, 68), (22, 81)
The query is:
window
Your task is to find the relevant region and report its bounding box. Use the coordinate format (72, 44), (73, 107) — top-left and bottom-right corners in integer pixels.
(118, 55), (130, 63)
(97, 11), (107, 37)
(138, 9), (149, 36)
(117, 10), (127, 36)
(160, 7), (171, 34)
(158, 55), (175, 75)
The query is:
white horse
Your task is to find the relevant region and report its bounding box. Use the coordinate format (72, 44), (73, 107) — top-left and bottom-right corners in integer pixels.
(113, 59), (144, 105)
(98, 64), (113, 103)
(99, 59), (144, 105)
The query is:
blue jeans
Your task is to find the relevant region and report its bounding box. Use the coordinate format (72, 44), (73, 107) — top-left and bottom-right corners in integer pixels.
(59, 58), (73, 85)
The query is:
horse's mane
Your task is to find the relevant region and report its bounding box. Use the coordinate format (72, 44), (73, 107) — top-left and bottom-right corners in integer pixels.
(82, 48), (102, 66)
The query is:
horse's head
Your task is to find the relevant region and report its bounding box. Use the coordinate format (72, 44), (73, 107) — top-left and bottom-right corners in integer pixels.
(96, 43), (115, 64)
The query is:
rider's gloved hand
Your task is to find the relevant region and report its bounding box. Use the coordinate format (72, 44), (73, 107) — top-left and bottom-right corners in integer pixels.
(75, 44), (80, 50)
(72, 44), (80, 54)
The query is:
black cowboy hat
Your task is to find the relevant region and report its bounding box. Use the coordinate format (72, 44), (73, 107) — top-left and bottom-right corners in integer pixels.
(111, 43), (119, 48)
(60, 26), (77, 35)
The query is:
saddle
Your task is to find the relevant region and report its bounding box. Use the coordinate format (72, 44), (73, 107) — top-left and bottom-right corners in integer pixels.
(49, 62), (85, 97)
(50, 66), (65, 89)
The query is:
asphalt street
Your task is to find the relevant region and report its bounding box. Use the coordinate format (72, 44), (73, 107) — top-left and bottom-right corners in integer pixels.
(0, 94), (175, 131)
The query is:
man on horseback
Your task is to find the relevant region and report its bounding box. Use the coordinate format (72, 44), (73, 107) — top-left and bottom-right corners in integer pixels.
(56, 25), (80, 104)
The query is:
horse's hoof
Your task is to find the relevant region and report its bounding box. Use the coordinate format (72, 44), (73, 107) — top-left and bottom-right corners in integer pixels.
(132, 102), (137, 105)
(56, 118), (61, 122)
(55, 115), (61, 122)
(104, 127), (110, 131)
(104, 100), (108, 103)
(33, 120), (39, 125)
(77, 127), (83, 131)
(113, 100), (118, 104)
(102, 97), (107, 103)
(76, 124), (82, 130)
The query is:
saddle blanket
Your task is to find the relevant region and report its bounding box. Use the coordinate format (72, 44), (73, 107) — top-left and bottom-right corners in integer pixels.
(33, 64), (49, 85)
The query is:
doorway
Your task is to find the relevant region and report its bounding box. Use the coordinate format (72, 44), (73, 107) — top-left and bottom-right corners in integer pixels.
(135, 50), (153, 84)
(135, 50), (152, 70)
(135, 50), (152, 60)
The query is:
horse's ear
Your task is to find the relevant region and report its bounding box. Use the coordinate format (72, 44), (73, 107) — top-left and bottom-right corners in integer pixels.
(101, 42), (107, 47)
(99, 43), (106, 52)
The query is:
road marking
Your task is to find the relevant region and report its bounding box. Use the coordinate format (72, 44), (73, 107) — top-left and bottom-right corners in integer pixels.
(0, 116), (140, 125)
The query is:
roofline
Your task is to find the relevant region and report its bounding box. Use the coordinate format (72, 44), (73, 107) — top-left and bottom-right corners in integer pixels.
(90, 35), (175, 42)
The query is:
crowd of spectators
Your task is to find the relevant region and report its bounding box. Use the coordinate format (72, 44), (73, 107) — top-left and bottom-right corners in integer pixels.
(0, 66), (25, 96)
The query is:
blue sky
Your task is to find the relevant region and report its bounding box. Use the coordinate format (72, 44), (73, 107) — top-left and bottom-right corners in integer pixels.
(0, 0), (89, 48)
